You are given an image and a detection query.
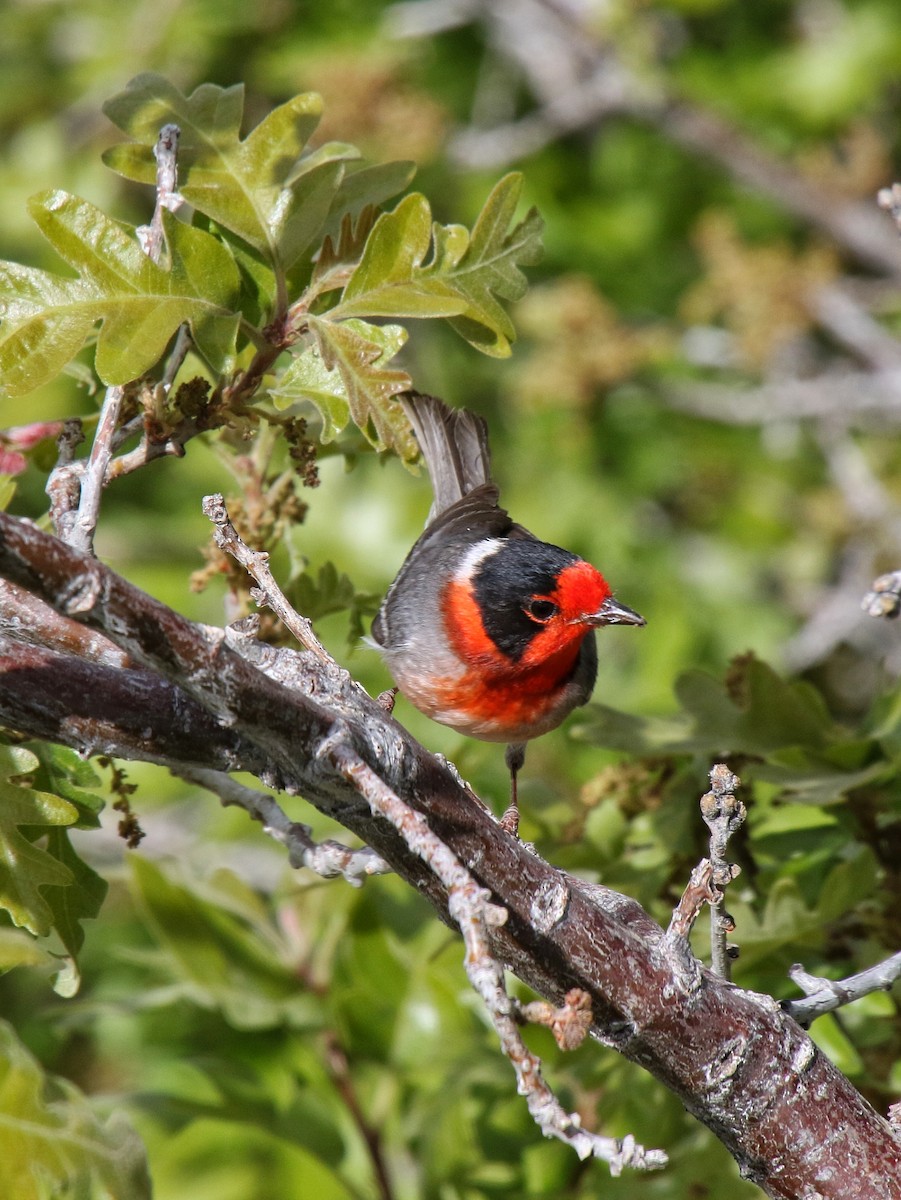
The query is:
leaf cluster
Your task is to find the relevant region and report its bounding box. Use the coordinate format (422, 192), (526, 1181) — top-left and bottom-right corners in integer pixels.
(0, 74), (542, 464)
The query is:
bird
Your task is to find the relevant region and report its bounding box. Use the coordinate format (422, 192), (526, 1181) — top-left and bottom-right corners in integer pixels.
(371, 392), (645, 833)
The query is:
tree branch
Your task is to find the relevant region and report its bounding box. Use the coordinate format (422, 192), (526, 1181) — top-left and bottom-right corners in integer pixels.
(174, 765), (391, 885)
(783, 952), (901, 1027)
(201, 492), (331, 662)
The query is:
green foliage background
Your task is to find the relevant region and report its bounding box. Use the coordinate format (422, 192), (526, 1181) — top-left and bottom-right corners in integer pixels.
(1, 1), (901, 1197)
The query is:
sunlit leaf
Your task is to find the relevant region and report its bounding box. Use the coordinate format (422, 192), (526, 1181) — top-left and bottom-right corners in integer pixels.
(333, 175), (542, 355)
(425, 172), (544, 355)
(103, 74), (349, 271)
(335, 193), (466, 319)
(0, 193), (240, 396)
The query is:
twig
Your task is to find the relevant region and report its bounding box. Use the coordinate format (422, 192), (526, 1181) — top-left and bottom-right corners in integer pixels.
(323, 728), (667, 1175)
(45, 419), (85, 542)
(137, 123), (184, 262)
(666, 766), (743, 982)
(815, 419), (901, 530)
(811, 285), (901, 373)
(784, 539), (885, 672)
(322, 1029), (396, 1200)
(700, 765), (744, 980)
(174, 766), (391, 885)
(201, 493), (332, 663)
(667, 371), (901, 428)
(55, 125), (185, 554)
(782, 951), (901, 1027)
(66, 385), (126, 555)
(160, 324), (193, 390)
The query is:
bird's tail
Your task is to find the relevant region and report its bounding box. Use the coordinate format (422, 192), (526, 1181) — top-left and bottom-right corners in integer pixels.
(400, 392), (492, 521)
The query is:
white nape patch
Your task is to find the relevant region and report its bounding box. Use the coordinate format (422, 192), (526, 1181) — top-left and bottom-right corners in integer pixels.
(452, 538), (504, 583)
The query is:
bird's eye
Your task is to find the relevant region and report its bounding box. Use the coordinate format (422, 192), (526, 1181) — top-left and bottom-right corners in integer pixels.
(526, 598), (558, 623)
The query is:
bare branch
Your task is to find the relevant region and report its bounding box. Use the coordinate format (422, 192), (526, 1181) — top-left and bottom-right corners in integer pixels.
(45, 419), (85, 543)
(811, 285), (901, 373)
(201, 492), (332, 662)
(667, 371), (901, 428)
(137, 123), (184, 261)
(175, 765), (391, 885)
(877, 183), (901, 235)
(160, 324), (193, 391)
(700, 765), (745, 979)
(666, 766), (743, 982)
(65, 384), (126, 555)
(783, 952), (901, 1027)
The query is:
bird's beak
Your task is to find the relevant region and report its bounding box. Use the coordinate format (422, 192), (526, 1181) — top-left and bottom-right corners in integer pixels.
(586, 596), (646, 627)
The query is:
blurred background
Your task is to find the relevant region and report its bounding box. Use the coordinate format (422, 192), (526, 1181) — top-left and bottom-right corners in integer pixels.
(2, 1), (901, 1197)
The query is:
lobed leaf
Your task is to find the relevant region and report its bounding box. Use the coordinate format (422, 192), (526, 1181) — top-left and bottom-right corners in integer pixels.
(41, 830), (108, 981)
(0, 192), (240, 396)
(333, 175), (543, 354)
(274, 317), (415, 457)
(335, 193), (466, 319)
(103, 74), (353, 273)
(308, 316), (415, 455)
(425, 172), (544, 356)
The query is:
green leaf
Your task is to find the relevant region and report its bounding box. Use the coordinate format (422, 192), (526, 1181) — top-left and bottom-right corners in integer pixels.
(25, 742), (104, 830)
(0, 928), (57, 975)
(287, 561), (357, 619)
(323, 159), (417, 237)
(425, 172), (544, 356)
(135, 1051), (346, 1167)
(0, 1019), (150, 1200)
(103, 74), (348, 272)
(333, 175), (543, 355)
(809, 1013), (864, 1076)
(42, 830), (108, 969)
(270, 341), (350, 441)
(293, 316), (415, 456)
(0, 193), (240, 396)
(0, 745), (77, 936)
(335, 193), (467, 320)
(282, 561), (380, 647)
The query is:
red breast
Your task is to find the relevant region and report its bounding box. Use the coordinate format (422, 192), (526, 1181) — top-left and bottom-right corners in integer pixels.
(372, 392), (644, 747)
